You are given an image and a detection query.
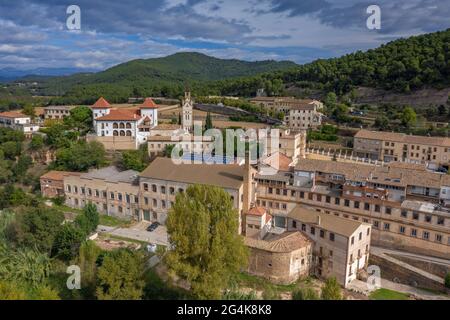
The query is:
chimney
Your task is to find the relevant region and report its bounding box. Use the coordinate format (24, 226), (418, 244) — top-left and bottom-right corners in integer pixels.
(243, 150), (252, 214)
(316, 215), (321, 226)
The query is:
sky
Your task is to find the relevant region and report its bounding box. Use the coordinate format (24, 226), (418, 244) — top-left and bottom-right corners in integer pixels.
(0, 0), (449, 71)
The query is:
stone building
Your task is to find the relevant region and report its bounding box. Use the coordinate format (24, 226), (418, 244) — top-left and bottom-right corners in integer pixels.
(40, 170), (81, 198)
(255, 158), (450, 259)
(249, 97), (323, 130)
(354, 129), (450, 169)
(245, 231), (313, 284)
(43, 105), (75, 120)
(287, 206), (371, 286)
(63, 167), (141, 220)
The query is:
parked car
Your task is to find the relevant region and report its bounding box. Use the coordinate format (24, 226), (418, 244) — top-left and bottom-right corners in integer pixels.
(146, 222), (160, 232)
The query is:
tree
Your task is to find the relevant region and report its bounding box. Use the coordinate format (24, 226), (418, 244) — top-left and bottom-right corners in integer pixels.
(292, 287), (320, 300)
(374, 115), (390, 130)
(324, 92), (337, 108)
(0, 244), (52, 288)
(9, 206), (65, 253)
(121, 144), (149, 172)
(1, 141), (22, 160)
(78, 241), (102, 299)
(76, 203), (99, 235)
(51, 223), (86, 261)
(54, 141), (106, 172)
(12, 155), (32, 180)
(96, 249), (145, 300)
(0, 281), (27, 300)
(445, 272), (450, 289)
(401, 107), (417, 128)
(165, 184), (248, 299)
(29, 135), (44, 150)
(204, 112), (213, 131)
(321, 277), (342, 300)
(63, 106), (93, 134)
(22, 104), (36, 119)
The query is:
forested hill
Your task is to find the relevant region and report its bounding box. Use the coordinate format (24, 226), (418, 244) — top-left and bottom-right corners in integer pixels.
(29, 29), (450, 104)
(29, 52), (297, 101)
(210, 28), (450, 97)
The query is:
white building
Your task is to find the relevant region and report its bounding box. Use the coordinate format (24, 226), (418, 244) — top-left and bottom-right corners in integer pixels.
(0, 111), (39, 135)
(182, 91), (193, 133)
(91, 97), (159, 145)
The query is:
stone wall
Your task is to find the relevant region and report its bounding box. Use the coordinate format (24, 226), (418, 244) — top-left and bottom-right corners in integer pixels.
(369, 254), (446, 292)
(86, 135), (137, 150)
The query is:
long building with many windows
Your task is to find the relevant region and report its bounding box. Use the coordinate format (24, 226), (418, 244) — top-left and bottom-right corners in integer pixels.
(255, 158), (450, 258)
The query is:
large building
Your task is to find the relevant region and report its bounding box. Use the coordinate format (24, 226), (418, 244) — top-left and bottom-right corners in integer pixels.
(354, 129), (450, 169)
(43, 105), (75, 120)
(91, 97), (159, 145)
(255, 158), (450, 258)
(40, 170), (81, 198)
(249, 97), (324, 130)
(0, 111), (39, 135)
(63, 167), (141, 220)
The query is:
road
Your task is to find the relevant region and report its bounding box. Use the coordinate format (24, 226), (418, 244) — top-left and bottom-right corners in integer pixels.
(97, 222), (169, 246)
(371, 246), (450, 267)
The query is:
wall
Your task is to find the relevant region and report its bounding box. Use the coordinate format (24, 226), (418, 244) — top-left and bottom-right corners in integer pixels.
(86, 135), (137, 150)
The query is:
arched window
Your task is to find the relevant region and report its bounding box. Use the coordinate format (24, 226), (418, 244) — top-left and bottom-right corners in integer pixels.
(126, 130), (132, 136)
(119, 123), (125, 129)
(113, 130), (118, 136)
(120, 130), (125, 136)
(126, 123), (132, 129)
(113, 123), (118, 129)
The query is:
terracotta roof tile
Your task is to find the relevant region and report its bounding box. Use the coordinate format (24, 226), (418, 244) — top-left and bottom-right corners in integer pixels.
(0, 111), (27, 118)
(95, 109), (140, 121)
(92, 97), (111, 109)
(245, 231), (312, 253)
(40, 170), (81, 181)
(140, 98), (158, 109)
(247, 206), (267, 216)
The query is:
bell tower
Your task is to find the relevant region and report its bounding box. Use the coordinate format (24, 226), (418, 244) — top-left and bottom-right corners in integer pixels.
(182, 91), (193, 133)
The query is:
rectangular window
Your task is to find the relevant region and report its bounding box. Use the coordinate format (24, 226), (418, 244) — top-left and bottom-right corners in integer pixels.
(384, 223), (390, 230)
(423, 231), (429, 240)
(401, 210), (408, 218)
(320, 230), (325, 238)
(364, 203), (370, 211)
(310, 227), (315, 235)
(411, 229), (417, 237)
(335, 198), (340, 205)
(143, 183), (149, 191)
(344, 199), (350, 207)
(399, 226), (405, 234)
(329, 233), (335, 241)
(354, 201), (360, 209)
(375, 205), (380, 212)
(292, 220), (297, 228)
(385, 207), (392, 215)
(326, 196), (330, 203)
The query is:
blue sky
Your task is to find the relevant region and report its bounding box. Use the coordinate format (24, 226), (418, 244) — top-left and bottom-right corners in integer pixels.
(0, 0), (449, 71)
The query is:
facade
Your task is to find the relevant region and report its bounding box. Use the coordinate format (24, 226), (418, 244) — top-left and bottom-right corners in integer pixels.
(265, 129), (306, 161)
(138, 157), (253, 232)
(40, 170), (81, 198)
(63, 167), (141, 220)
(249, 97), (323, 130)
(245, 231), (313, 284)
(91, 97), (159, 146)
(354, 129), (450, 168)
(0, 111), (39, 135)
(287, 206), (371, 286)
(148, 134), (214, 158)
(255, 158), (450, 259)
(43, 105), (75, 120)
(182, 91), (193, 133)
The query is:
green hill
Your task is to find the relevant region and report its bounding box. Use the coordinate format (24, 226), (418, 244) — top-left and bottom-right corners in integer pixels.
(32, 52), (297, 102)
(212, 28), (450, 97)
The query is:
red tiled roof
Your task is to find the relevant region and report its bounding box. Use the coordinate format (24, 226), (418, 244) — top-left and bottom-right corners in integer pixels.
(140, 98), (158, 109)
(40, 170), (81, 181)
(95, 109), (140, 121)
(92, 97), (111, 109)
(247, 206), (267, 216)
(0, 111), (27, 118)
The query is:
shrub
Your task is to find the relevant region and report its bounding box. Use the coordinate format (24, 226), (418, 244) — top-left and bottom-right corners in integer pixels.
(445, 272), (450, 289)
(321, 277), (342, 300)
(292, 286), (320, 300)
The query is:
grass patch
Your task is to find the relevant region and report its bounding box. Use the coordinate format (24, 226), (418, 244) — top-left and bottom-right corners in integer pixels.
(102, 234), (149, 246)
(99, 214), (131, 227)
(233, 272), (313, 299)
(369, 288), (410, 300)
